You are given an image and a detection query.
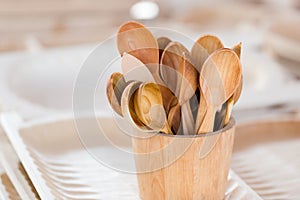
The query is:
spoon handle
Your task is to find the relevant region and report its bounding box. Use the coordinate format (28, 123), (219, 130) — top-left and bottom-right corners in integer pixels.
(195, 90), (207, 134)
(181, 101), (195, 135)
(198, 107), (220, 159)
(197, 106), (216, 134)
(223, 96), (234, 126)
(160, 123), (173, 134)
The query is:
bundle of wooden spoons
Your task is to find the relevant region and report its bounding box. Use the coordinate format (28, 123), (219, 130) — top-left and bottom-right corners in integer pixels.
(106, 21), (242, 135)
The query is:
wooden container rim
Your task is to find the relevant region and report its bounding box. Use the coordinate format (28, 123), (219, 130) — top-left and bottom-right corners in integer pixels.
(154, 118), (235, 138)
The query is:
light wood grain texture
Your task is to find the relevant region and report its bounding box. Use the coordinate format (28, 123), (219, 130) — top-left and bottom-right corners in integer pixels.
(134, 82), (172, 134)
(117, 21), (161, 83)
(106, 72), (127, 116)
(223, 43), (243, 126)
(132, 119), (235, 200)
(160, 42), (198, 134)
(191, 34), (224, 72)
(192, 35), (224, 134)
(198, 49), (241, 134)
(121, 81), (153, 132)
(232, 42), (243, 104)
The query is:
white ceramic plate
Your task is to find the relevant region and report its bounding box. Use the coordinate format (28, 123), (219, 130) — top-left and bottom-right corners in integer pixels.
(0, 163), (21, 200)
(0, 133), (38, 199)
(1, 112), (261, 199)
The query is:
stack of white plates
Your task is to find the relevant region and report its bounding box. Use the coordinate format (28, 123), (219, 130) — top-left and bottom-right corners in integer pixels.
(0, 112), (264, 200)
(0, 112), (300, 199)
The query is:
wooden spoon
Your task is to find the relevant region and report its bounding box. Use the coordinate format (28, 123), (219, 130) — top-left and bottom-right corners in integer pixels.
(160, 42), (198, 134)
(106, 72), (128, 116)
(133, 82), (172, 134)
(121, 81), (154, 132)
(192, 35), (224, 133)
(232, 42), (243, 104)
(117, 21), (161, 82)
(160, 41), (189, 95)
(223, 42), (243, 126)
(198, 48), (241, 133)
(160, 42), (198, 104)
(191, 34), (224, 72)
(179, 52), (198, 134)
(198, 48), (241, 159)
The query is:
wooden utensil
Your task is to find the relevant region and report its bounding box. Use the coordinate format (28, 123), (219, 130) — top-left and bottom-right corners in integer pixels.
(121, 81), (154, 132)
(232, 42), (242, 104)
(121, 53), (155, 82)
(192, 35), (224, 133)
(106, 72), (128, 116)
(160, 42), (198, 134)
(198, 48), (241, 134)
(117, 21), (161, 82)
(191, 34), (224, 72)
(217, 43), (243, 129)
(160, 41), (189, 96)
(134, 82), (172, 134)
(179, 52), (198, 134)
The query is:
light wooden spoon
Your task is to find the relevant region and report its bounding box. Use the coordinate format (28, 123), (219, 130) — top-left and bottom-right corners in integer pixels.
(198, 48), (241, 159)
(223, 42), (243, 126)
(121, 81), (155, 133)
(134, 82), (173, 134)
(179, 53), (198, 134)
(191, 34), (224, 72)
(192, 35), (224, 133)
(160, 42), (198, 134)
(121, 52), (179, 129)
(106, 72), (128, 116)
(160, 41), (189, 95)
(232, 42), (243, 104)
(198, 48), (241, 133)
(117, 21), (161, 82)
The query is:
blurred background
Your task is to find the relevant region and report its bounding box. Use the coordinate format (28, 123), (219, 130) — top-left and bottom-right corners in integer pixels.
(1, 0), (299, 51)
(0, 0), (300, 120)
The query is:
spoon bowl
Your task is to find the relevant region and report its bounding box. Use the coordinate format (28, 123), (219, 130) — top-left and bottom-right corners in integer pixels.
(106, 72), (128, 116)
(117, 21), (160, 82)
(134, 82), (172, 134)
(121, 81), (154, 133)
